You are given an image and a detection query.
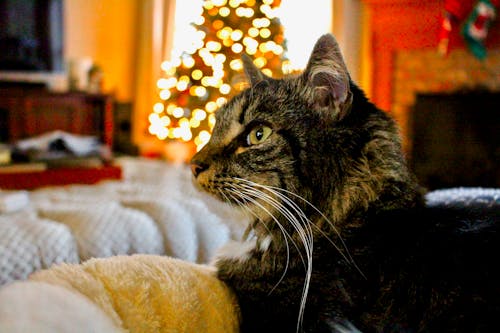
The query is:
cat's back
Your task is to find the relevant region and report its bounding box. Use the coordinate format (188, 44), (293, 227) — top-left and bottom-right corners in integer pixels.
(349, 197), (500, 332)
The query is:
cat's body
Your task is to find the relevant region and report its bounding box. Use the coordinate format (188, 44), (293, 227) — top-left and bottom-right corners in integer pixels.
(191, 34), (500, 332)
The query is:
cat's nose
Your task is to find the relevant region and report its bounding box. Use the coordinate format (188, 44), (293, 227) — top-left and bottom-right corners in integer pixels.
(190, 161), (209, 178)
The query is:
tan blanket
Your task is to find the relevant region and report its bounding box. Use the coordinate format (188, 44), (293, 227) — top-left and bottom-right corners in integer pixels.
(0, 254), (240, 333)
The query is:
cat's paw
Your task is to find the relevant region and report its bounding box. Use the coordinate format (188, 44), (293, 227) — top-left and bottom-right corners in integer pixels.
(212, 239), (256, 264)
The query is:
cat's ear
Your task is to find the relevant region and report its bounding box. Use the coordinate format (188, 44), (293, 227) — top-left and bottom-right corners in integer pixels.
(302, 34), (352, 119)
(242, 54), (267, 86)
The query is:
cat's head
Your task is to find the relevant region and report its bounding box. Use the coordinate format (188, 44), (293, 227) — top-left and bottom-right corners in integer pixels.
(191, 34), (420, 236)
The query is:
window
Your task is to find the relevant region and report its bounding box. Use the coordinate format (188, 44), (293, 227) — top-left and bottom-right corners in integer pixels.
(170, 0), (332, 70)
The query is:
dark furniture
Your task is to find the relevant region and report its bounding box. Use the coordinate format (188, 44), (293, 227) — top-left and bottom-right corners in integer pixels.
(410, 91), (500, 190)
(0, 86), (114, 147)
(0, 85), (119, 189)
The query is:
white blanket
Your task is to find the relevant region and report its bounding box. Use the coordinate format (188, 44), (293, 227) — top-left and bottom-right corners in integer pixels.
(0, 157), (248, 285)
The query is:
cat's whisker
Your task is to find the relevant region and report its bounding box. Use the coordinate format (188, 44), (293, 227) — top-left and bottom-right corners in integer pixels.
(225, 182), (312, 301)
(224, 188), (270, 242)
(244, 182), (349, 264)
(232, 184), (309, 268)
(235, 177), (366, 278)
(231, 182), (313, 332)
(225, 186), (293, 293)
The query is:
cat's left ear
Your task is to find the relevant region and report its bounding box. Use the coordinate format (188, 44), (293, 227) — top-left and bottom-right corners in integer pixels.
(242, 54), (268, 86)
(302, 34), (353, 119)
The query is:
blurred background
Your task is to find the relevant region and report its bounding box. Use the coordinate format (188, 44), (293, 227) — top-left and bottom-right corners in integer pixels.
(0, 0), (499, 190)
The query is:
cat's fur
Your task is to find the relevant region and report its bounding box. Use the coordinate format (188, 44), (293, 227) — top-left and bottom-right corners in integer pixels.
(190, 34), (500, 333)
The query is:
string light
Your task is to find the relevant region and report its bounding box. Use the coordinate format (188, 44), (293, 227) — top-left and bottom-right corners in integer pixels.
(153, 102), (164, 113)
(148, 0), (285, 151)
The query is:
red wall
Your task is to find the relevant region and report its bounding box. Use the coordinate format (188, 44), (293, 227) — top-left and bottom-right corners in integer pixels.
(364, 0), (500, 111)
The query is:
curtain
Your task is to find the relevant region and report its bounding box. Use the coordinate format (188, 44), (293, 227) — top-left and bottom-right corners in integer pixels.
(133, 0), (176, 153)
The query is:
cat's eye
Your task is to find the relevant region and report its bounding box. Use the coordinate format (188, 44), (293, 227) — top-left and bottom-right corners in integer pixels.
(247, 125), (272, 146)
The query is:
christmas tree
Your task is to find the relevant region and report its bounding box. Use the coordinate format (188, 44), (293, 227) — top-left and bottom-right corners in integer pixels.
(148, 0), (287, 151)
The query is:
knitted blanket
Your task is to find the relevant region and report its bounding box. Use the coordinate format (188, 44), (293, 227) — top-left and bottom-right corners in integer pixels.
(0, 157), (248, 285)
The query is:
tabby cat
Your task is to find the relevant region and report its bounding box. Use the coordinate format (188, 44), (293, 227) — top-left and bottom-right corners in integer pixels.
(190, 34), (500, 333)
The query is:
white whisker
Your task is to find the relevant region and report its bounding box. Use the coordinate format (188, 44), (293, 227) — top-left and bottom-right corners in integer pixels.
(230, 181), (313, 332)
(235, 177), (365, 279)
(224, 185), (293, 294)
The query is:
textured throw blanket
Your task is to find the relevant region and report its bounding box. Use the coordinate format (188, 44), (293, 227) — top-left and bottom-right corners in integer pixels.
(0, 157), (248, 285)
(0, 255), (240, 333)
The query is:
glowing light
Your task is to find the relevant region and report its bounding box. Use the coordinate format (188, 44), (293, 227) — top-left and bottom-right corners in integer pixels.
(219, 83), (231, 94)
(236, 7), (254, 17)
(182, 56), (195, 68)
(190, 118), (201, 128)
(148, 113), (159, 123)
(203, 1), (214, 10)
(179, 118), (190, 128)
(273, 44), (284, 55)
(243, 37), (257, 47)
(195, 86), (207, 97)
(192, 69), (203, 80)
(201, 76), (210, 87)
(212, 19), (224, 30)
(189, 86), (198, 96)
(246, 47), (257, 55)
(231, 43), (243, 53)
(173, 107), (184, 118)
(259, 42), (268, 53)
(193, 109), (207, 121)
(157, 78), (168, 89)
(230, 59), (243, 71)
(206, 41), (222, 52)
(231, 29), (243, 41)
(212, 0), (227, 6)
(199, 130), (211, 142)
(262, 68), (273, 77)
(216, 97), (227, 106)
(179, 75), (190, 83)
(229, 0), (241, 8)
(260, 28), (271, 38)
(172, 128), (182, 138)
(215, 53), (226, 63)
(160, 61), (172, 71)
(254, 57), (267, 68)
(160, 115), (171, 126)
(248, 27), (259, 37)
(181, 129), (193, 142)
(208, 114), (216, 128)
(159, 89), (171, 100)
(206, 101), (218, 113)
(260, 18), (271, 27)
(157, 129), (168, 140)
(176, 81), (188, 91)
(252, 18), (269, 28)
(217, 27), (232, 40)
(153, 102), (164, 113)
(194, 16), (205, 25)
(166, 104), (176, 114)
(219, 7), (230, 17)
(196, 130), (212, 150)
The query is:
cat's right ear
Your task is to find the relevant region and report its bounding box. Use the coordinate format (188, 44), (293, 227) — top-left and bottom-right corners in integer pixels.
(242, 54), (266, 86)
(302, 34), (353, 120)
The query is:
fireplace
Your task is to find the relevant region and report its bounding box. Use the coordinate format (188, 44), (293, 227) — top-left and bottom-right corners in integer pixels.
(410, 91), (500, 190)
(392, 48), (500, 190)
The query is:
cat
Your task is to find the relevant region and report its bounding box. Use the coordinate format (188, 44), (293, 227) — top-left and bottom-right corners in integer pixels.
(190, 34), (500, 333)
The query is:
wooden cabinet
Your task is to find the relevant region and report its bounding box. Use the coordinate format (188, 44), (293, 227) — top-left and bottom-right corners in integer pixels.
(0, 87), (114, 148)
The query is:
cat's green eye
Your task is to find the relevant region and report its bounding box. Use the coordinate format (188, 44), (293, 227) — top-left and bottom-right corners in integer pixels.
(247, 125), (272, 146)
